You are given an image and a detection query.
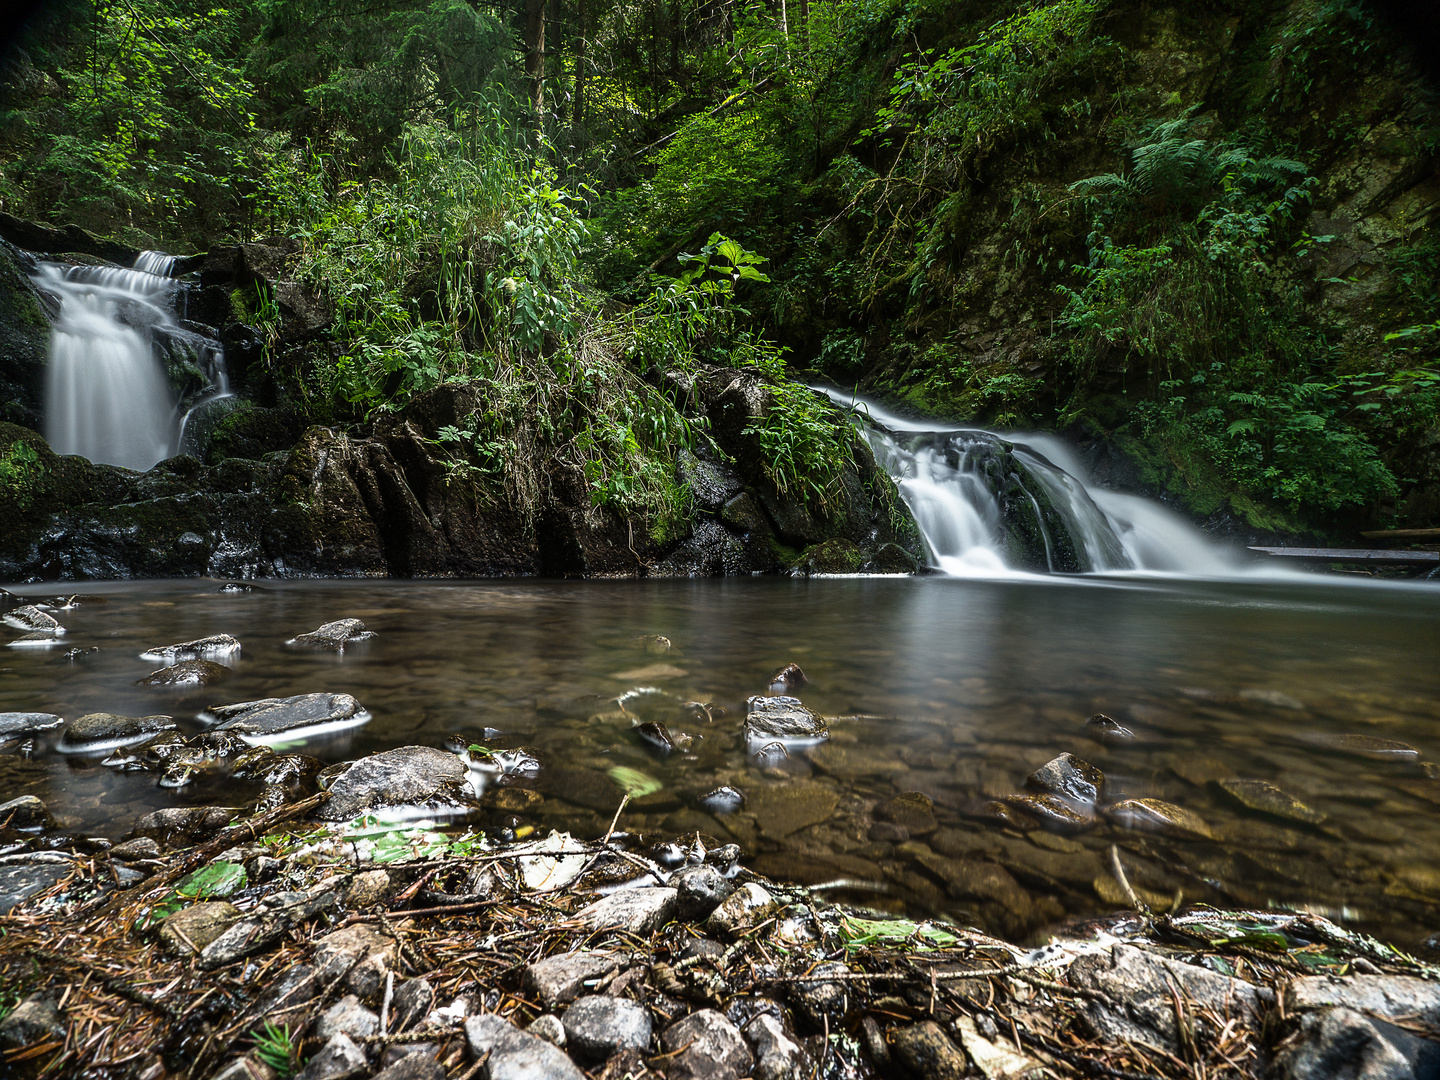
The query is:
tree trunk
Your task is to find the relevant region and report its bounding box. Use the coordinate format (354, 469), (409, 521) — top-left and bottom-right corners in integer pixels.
(525, 0), (546, 134)
(573, 0), (586, 127)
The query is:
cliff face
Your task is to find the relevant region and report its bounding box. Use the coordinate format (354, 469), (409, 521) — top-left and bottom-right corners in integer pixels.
(764, 0), (1440, 537)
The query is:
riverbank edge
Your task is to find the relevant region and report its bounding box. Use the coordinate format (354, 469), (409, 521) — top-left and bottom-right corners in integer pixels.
(2, 791), (1438, 1080)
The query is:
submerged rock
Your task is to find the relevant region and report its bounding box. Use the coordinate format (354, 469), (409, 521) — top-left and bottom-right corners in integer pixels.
(287, 618), (375, 651)
(2, 605), (63, 635)
(137, 659), (231, 687)
(634, 634), (671, 653)
(744, 696), (829, 744)
(1026, 753), (1105, 805)
(1085, 713), (1135, 741)
(58, 712), (177, 753)
(698, 786), (746, 815)
(207, 692), (369, 741)
(1309, 734), (1420, 762)
(1104, 798), (1214, 840)
(877, 791), (938, 835)
(314, 746), (478, 821)
(1004, 792), (1096, 833)
(139, 633), (241, 663)
(1216, 779), (1326, 825)
(0, 795), (51, 830)
(0, 712), (64, 738)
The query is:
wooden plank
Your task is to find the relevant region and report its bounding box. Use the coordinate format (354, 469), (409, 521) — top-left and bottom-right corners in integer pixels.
(1359, 529), (1440, 541)
(1248, 546), (1439, 564)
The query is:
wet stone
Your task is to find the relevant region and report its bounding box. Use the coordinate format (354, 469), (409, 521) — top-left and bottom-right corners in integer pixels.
(1217, 779), (1326, 825)
(672, 863), (734, 921)
(234, 752), (321, 789)
(3, 605), (63, 634)
(0, 795), (50, 830)
(889, 1021), (968, 1080)
(577, 887), (677, 935)
(635, 721), (679, 755)
(0, 861), (68, 914)
(6, 632), (66, 648)
(1316, 734), (1420, 761)
(160, 901), (243, 955)
(1003, 792), (1096, 833)
(315, 746), (478, 821)
(108, 837), (162, 861)
(528, 1014), (566, 1046)
(697, 786), (745, 815)
(662, 1009), (753, 1080)
(633, 634), (671, 654)
(523, 951), (621, 1009)
(131, 806), (236, 848)
(465, 1013), (586, 1080)
(288, 618), (376, 650)
(140, 634), (242, 663)
(1271, 1007), (1434, 1080)
(768, 663), (808, 693)
(744, 1012), (808, 1080)
(1025, 753), (1105, 805)
(744, 696), (829, 744)
(137, 659), (231, 687)
(481, 787), (543, 812)
(562, 995), (652, 1059)
(209, 693), (369, 740)
(747, 782), (840, 840)
(0, 994), (65, 1050)
(0, 713), (64, 738)
(706, 882), (779, 937)
(1085, 713), (1134, 741)
(58, 712), (177, 753)
(789, 961), (850, 1028)
(877, 792), (938, 835)
(1286, 974), (1440, 1026)
(1104, 798), (1214, 840)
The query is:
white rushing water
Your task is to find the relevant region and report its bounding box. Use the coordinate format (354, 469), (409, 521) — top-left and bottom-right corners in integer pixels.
(37, 252), (225, 472)
(817, 387), (1243, 577)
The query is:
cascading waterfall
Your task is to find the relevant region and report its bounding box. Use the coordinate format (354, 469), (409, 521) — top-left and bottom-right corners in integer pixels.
(818, 388), (1240, 576)
(35, 252), (227, 472)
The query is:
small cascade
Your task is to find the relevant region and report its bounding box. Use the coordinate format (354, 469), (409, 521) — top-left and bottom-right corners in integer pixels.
(34, 251), (227, 472)
(817, 388), (1239, 576)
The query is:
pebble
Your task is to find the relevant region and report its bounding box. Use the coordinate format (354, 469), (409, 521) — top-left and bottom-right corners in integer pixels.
(697, 786), (746, 815)
(313, 995), (379, 1042)
(662, 1010), (753, 1080)
(744, 1012), (808, 1080)
(768, 663), (807, 693)
(528, 1014), (566, 1046)
(315, 746), (478, 820)
(1085, 713), (1135, 741)
(390, 977), (435, 1032)
(576, 887), (677, 935)
(706, 882), (779, 937)
(523, 951), (622, 1009)
(0, 994), (65, 1051)
(465, 1013), (586, 1080)
(671, 864), (734, 921)
(159, 901), (242, 955)
(562, 995), (652, 1059)
(877, 791), (938, 835)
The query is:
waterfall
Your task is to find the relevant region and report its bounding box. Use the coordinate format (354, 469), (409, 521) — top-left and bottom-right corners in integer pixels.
(817, 388), (1240, 576)
(35, 252), (227, 472)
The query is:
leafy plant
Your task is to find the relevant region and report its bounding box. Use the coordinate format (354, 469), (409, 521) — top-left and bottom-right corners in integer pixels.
(252, 1022), (296, 1077)
(0, 441), (42, 511)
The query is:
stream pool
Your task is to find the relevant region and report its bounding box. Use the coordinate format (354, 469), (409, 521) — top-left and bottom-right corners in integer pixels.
(3, 572), (1439, 946)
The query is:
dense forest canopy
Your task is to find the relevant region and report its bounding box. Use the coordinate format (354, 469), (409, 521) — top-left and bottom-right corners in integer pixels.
(1, 0), (1438, 540)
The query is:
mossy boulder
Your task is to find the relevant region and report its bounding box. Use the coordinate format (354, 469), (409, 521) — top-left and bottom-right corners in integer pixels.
(0, 242), (53, 430)
(792, 538), (864, 575)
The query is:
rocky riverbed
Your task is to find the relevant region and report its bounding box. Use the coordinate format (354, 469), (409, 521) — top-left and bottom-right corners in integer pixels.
(3, 785), (1440, 1080)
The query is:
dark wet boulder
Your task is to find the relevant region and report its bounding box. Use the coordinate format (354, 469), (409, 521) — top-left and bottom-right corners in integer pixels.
(287, 618), (375, 650)
(0, 712), (63, 737)
(207, 692), (369, 740)
(744, 696), (829, 744)
(1085, 713), (1135, 741)
(139, 633), (241, 663)
(130, 805), (236, 848)
(697, 786), (746, 815)
(767, 663), (807, 693)
(314, 746), (479, 821)
(0, 795), (51, 830)
(58, 712), (176, 753)
(877, 792), (938, 835)
(137, 659), (230, 687)
(1026, 753), (1105, 805)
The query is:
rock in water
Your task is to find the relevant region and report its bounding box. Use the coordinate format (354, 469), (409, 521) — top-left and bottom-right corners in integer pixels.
(1310, 734), (1420, 762)
(698, 786), (746, 815)
(1085, 713), (1135, 741)
(2, 605), (63, 635)
(137, 659), (230, 687)
(57, 712), (177, 753)
(1002, 792), (1096, 833)
(314, 746), (479, 820)
(206, 693), (370, 742)
(287, 618), (375, 651)
(1104, 798), (1214, 840)
(0, 713), (64, 738)
(768, 663), (807, 692)
(1026, 753), (1105, 805)
(1216, 779), (1326, 825)
(139, 634), (241, 663)
(0, 796), (51, 830)
(744, 696), (829, 745)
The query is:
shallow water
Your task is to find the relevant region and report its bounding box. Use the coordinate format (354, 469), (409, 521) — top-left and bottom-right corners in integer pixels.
(4, 574), (1439, 945)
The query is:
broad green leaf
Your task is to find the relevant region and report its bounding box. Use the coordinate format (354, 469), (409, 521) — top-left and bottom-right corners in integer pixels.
(607, 766), (662, 798)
